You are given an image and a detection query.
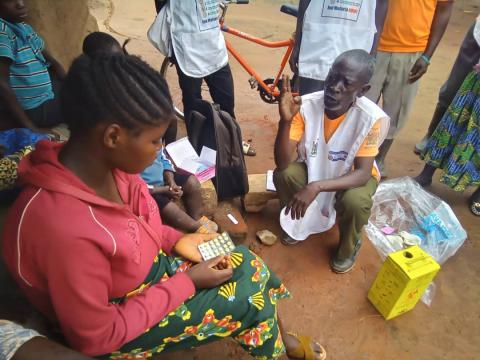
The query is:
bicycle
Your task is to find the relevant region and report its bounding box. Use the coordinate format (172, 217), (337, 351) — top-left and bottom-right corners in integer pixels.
(160, 0), (299, 120)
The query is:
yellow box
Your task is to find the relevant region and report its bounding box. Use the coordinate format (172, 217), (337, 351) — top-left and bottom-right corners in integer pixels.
(368, 246), (440, 320)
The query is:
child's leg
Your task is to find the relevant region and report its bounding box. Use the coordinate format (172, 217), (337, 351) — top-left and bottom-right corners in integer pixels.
(177, 174), (203, 221)
(153, 193), (201, 233)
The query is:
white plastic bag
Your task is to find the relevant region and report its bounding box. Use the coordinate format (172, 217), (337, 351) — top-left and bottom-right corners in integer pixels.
(147, 4), (171, 57)
(365, 177), (467, 305)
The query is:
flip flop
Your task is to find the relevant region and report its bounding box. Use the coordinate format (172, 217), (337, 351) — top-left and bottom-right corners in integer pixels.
(197, 216), (218, 234)
(242, 140), (256, 156)
(286, 332), (326, 360)
(195, 225), (212, 234)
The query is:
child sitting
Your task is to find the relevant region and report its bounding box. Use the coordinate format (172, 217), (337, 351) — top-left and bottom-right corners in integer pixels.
(0, 0), (65, 131)
(83, 32), (217, 234)
(142, 148), (218, 233)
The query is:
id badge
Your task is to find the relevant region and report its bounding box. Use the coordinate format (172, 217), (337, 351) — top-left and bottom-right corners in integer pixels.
(310, 138), (318, 157)
(197, 0), (219, 32)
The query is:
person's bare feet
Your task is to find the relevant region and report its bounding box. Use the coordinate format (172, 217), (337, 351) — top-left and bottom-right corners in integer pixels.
(284, 332), (325, 359)
(414, 172), (433, 187)
(414, 164), (436, 187)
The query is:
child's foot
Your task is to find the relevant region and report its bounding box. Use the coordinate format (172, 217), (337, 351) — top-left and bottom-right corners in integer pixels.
(284, 332), (326, 360)
(198, 216), (218, 232)
(195, 216), (219, 234)
(242, 140), (256, 156)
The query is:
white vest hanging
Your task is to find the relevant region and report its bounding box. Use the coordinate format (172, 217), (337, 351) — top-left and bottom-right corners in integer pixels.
(299, 0), (377, 81)
(280, 92), (390, 241)
(169, 0), (228, 78)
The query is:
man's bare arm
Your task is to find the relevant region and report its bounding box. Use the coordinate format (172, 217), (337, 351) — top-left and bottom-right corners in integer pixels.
(371, 0), (389, 55)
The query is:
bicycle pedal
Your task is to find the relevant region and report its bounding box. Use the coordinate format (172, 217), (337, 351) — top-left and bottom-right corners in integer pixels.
(248, 77), (258, 89)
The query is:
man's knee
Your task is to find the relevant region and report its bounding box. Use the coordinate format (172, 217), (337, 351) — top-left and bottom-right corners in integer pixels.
(338, 187), (373, 216)
(273, 163), (307, 188)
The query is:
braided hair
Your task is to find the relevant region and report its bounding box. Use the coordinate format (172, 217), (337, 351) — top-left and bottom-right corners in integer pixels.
(60, 54), (174, 133)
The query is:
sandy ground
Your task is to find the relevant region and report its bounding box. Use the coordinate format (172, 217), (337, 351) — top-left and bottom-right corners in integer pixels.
(88, 1), (480, 359)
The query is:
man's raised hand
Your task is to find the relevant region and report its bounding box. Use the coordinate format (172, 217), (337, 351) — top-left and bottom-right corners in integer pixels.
(279, 74), (301, 122)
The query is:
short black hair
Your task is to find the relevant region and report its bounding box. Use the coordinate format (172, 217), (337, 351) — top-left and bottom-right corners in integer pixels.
(82, 32), (122, 57)
(60, 54), (174, 133)
(333, 49), (376, 83)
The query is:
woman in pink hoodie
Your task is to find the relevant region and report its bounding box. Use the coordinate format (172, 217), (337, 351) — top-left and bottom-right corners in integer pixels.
(1, 54), (326, 360)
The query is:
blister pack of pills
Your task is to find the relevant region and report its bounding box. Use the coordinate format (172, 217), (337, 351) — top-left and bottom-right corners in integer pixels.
(198, 232), (235, 261)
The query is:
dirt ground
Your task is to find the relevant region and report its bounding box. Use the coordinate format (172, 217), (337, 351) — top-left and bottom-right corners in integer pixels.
(77, 0), (480, 359)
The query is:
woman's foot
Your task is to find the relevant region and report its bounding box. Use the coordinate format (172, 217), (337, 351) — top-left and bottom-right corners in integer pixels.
(469, 188), (480, 216)
(414, 164), (436, 187)
(414, 136), (428, 155)
(284, 332), (326, 360)
(413, 173), (432, 187)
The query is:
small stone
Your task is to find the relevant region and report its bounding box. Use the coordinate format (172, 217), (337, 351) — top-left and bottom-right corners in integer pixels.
(256, 230), (278, 246)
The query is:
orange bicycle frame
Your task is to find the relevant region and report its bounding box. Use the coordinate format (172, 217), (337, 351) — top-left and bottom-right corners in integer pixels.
(221, 24), (296, 98)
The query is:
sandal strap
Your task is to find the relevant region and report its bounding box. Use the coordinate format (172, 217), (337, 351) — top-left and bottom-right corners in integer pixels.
(199, 216), (218, 232)
(195, 225), (210, 234)
(286, 332), (326, 360)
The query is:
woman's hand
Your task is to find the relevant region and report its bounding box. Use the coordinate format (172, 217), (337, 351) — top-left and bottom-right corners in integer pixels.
(186, 256), (233, 289)
(174, 233), (218, 263)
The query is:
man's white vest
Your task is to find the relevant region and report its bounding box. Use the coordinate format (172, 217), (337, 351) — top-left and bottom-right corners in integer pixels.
(170, 0), (228, 77)
(280, 92), (390, 240)
(299, 0), (377, 81)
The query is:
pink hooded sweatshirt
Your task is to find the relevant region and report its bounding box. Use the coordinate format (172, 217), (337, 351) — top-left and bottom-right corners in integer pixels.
(1, 141), (195, 356)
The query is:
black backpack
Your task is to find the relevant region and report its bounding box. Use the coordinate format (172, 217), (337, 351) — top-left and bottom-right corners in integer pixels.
(186, 100), (249, 201)
(154, 0), (167, 13)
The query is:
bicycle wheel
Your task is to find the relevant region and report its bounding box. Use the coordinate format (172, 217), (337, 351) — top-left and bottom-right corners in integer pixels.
(160, 57), (185, 120)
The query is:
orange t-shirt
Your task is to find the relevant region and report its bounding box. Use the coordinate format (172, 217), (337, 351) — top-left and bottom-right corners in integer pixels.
(378, 0), (451, 53)
(289, 112), (380, 180)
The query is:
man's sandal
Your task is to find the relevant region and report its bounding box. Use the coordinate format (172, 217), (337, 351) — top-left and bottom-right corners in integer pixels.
(281, 231), (300, 246)
(242, 140), (256, 156)
(286, 332), (326, 360)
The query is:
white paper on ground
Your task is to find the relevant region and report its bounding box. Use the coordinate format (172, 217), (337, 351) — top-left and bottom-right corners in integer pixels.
(266, 170), (276, 192)
(227, 213), (239, 225)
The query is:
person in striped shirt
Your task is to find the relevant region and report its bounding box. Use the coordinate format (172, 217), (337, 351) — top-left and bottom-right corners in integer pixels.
(0, 0), (65, 132)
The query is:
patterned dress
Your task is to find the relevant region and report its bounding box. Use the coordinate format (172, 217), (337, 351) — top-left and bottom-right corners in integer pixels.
(0, 129), (49, 191)
(422, 71), (480, 191)
(101, 246), (290, 360)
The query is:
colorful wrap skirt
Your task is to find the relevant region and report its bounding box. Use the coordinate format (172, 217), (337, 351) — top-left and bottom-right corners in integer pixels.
(422, 71), (480, 191)
(102, 246), (291, 360)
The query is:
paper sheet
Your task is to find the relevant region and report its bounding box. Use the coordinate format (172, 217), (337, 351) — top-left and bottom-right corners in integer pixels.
(266, 170), (276, 192)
